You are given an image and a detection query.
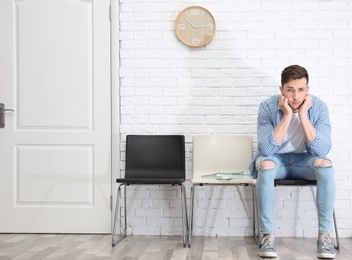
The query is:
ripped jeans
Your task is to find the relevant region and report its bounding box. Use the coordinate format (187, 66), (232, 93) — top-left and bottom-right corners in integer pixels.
(255, 153), (335, 235)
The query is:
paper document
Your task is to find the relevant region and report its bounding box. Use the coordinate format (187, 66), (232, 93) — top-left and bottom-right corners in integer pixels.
(201, 171), (253, 180)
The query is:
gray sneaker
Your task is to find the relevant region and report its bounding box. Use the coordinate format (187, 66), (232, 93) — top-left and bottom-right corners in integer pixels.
(317, 236), (336, 259)
(259, 235), (277, 258)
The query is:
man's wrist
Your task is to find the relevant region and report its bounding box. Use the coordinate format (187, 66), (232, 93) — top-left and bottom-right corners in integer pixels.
(298, 111), (308, 118)
(282, 113), (293, 120)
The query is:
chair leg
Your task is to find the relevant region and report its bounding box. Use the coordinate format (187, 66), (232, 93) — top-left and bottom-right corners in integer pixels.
(180, 184), (189, 247)
(251, 184), (260, 247)
(333, 210), (340, 250)
(188, 185), (195, 248)
(112, 184), (127, 247)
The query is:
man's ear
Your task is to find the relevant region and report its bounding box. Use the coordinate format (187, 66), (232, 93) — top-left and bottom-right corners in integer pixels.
(307, 85), (310, 92)
(279, 86), (283, 94)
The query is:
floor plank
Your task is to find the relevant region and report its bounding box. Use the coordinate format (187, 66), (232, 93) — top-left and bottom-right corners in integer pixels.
(0, 234), (351, 259)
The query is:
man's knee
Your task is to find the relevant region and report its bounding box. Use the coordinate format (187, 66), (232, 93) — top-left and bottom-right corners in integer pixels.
(259, 160), (276, 170)
(314, 158), (332, 168)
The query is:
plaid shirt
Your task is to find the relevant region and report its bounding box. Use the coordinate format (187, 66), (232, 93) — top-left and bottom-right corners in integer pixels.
(249, 94), (332, 178)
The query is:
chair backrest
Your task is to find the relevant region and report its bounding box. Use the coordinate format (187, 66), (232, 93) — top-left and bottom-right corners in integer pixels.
(125, 135), (185, 180)
(192, 135), (253, 179)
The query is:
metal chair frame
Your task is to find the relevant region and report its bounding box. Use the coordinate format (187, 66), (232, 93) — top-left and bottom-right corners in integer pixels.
(189, 182), (259, 247)
(112, 182), (189, 247)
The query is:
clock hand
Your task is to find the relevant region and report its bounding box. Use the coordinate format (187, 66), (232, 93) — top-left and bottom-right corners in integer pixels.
(181, 18), (198, 29)
(197, 26), (213, 28)
(186, 20), (199, 28)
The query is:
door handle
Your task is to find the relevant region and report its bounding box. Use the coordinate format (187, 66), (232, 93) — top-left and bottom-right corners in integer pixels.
(0, 103), (15, 128)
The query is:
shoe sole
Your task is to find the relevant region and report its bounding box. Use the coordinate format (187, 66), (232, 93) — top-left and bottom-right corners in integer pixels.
(317, 253), (336, 259)
(259, 252), (277, 258)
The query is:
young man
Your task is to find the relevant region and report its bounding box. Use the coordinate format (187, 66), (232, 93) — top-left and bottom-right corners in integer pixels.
(250, 65), (336, 259)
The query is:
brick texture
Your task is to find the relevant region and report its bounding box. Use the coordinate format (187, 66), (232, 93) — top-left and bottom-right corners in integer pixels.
(116, 0), (352, 238)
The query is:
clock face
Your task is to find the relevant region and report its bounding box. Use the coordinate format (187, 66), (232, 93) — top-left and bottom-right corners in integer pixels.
(174, 6), (216, 48)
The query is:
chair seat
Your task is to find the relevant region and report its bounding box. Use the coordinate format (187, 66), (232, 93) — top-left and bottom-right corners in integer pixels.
(274, 179), (317, 186)
(116, 178), (185, 184)
(191, 178), (256, 185)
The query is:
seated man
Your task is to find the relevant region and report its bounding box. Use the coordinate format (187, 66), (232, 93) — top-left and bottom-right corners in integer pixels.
(250, 65), (336, 259)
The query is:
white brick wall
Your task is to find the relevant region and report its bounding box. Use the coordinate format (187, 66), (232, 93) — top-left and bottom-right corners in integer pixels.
(117, 0), (352, 238)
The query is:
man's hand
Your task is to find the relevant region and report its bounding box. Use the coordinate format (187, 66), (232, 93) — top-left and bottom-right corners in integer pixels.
(278, 95), (293, 117)
(297, 94), (316, 142)
(298, 94), (312, 115)
(274, 95), (293, 144)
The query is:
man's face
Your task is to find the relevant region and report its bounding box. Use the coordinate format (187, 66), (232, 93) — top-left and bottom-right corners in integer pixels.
(280, 78), (309, 112)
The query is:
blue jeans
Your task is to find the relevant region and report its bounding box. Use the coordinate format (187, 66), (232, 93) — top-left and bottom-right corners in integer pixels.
(255, 153), (335, 235)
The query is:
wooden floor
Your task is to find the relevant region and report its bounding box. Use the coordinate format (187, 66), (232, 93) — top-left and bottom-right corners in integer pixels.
(0, 234), (351, 260)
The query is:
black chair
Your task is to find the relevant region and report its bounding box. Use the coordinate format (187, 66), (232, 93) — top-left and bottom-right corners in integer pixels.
(112, 135), (189, 247)
(274, 179), (340, 250)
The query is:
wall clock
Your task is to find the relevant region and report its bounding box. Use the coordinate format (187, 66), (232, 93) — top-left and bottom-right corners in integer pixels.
(174, 6), (216, 48)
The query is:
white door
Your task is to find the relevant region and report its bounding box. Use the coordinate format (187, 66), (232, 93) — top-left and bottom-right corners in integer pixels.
(0, 0), (111, 233)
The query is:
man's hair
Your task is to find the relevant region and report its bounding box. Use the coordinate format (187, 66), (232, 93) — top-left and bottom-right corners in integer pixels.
(281, 64), (309, 87)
